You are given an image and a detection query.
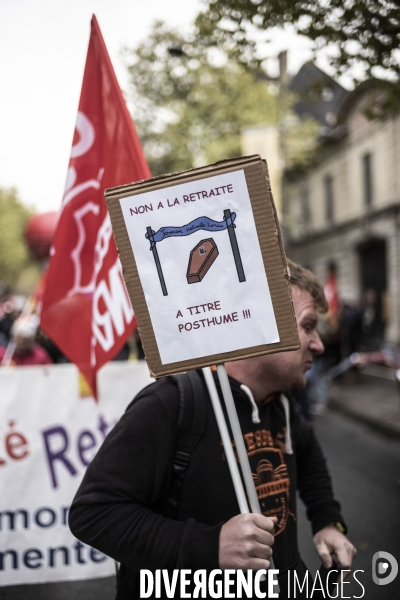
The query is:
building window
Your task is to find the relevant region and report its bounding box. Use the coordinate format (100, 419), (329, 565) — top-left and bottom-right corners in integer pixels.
(324, 175), (334, 222)
(363, 153), (373, 207)
(300, 187), (311, 225)
(322, 87), (334, 102)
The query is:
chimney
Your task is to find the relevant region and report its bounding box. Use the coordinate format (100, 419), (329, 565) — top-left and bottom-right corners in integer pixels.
(278, 51), (288, 85)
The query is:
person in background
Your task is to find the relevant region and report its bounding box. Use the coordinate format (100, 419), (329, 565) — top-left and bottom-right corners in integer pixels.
(359, 288), (384, 350)
(0, 300), (15, 346)
(37, 329), (70, 363)
(0, 318), (53, 366)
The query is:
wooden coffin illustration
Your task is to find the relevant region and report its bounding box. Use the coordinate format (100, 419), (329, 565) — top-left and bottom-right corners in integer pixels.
(186, 238), (219, 284)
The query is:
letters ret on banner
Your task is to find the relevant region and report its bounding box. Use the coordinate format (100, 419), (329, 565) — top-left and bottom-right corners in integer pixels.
(119, 170), (279, 365)
(0, 362), (153, 586)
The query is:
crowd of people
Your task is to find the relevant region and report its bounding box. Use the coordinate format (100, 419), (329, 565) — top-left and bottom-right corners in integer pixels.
(0, 285), (145, 367)
(0, 290), (53, 366)
(289, 271), (392, 420)
(0, 273), (392, 378)
(1, 261), (396, 597)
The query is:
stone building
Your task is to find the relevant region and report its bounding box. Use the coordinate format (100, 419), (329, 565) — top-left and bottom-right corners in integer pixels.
(284, 79), (400, 346)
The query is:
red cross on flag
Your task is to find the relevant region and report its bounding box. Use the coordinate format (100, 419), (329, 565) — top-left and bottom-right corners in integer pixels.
(41, 15), (151, 399)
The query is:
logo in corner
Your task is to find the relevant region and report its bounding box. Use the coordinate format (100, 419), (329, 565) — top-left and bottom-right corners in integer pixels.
(372, 551), (398, 585)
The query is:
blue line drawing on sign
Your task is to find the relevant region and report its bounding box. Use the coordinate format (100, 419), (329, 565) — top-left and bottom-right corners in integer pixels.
(146, 209), (245, 296)
(146, 213), (236, 247)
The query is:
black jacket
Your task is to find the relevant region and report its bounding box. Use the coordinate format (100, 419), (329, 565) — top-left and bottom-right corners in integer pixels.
(69, 373), (345, 598)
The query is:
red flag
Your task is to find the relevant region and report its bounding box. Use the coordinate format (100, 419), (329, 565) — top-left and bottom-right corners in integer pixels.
(324, 267), (340, 330)
(41, 15), (151, 399)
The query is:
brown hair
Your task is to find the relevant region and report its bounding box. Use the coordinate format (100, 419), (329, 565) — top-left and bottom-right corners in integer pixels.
(287, 259), (328, 313)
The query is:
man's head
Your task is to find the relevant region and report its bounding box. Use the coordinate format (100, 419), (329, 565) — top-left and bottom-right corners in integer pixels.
(286, 259), (328, 314)
(226, 260), (326, 402)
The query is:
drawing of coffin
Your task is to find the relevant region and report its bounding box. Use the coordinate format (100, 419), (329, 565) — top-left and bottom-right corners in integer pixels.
(186, 238), (219, 284)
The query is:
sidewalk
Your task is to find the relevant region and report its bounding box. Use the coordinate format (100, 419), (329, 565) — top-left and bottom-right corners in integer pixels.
(327, 367), (400, 438)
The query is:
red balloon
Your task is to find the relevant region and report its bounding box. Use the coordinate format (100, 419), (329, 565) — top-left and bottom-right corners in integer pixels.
(25, 212), (58, 260)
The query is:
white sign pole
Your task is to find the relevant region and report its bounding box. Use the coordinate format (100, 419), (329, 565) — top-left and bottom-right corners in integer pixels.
(202, 367), (249, 514)
(216, 364), (279, 590)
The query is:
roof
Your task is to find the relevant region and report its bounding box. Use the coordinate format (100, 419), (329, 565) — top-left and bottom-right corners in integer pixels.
(289, 62), (349, 131)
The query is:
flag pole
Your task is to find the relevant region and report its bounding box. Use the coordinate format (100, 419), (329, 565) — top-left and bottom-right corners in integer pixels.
(1, 341), (15, 366)
(216, 363), (279, 591)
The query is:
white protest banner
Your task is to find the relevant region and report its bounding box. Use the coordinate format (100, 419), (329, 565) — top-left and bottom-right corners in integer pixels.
(0, 362), (152, 586)
(119, 169), (280, 365)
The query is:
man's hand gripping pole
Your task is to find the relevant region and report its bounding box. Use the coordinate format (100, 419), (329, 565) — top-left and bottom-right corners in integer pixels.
(202, 365), (280, 593)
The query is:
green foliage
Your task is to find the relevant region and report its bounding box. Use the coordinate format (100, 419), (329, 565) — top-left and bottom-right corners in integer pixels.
(0, 187), (38, 290)
(197, 1), (400, 88)
(283, 114), (320, 174)
(125, 21), (280, 175)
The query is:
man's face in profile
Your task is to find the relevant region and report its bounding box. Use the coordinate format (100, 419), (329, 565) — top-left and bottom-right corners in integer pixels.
(257, 285), (324, 392)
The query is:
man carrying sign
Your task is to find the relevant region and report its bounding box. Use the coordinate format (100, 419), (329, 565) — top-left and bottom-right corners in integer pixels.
(69, 260), (356, 598)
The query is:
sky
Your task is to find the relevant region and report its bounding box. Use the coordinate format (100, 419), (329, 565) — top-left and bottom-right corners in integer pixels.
(0, 0), (318, 214)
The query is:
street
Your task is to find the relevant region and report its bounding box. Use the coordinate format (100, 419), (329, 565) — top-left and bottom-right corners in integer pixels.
(297, 409), (400, 600)
(2, 408), (399, 599)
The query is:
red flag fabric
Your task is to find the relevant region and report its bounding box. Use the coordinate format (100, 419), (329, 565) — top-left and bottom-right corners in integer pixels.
(324, 268), (341, 330)
(41, 15), (151, 399)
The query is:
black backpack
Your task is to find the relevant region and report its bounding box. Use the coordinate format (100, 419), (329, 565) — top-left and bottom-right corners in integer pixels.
(115, 370), (208, 597)
(125, 369), (207, 518)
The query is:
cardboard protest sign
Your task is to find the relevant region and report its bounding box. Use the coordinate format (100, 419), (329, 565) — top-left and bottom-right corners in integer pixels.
(105, 155), (299, 377)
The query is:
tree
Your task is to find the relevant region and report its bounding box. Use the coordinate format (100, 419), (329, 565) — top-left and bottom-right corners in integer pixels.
(125, 21), (318, 176)
(126, 21), (278, 176)
(0, 187), (39, 291)
(196, 1), (400, 86)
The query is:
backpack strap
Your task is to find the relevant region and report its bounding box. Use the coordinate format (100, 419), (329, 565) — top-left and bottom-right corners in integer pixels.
(163, 369), (207, 519)
(116, 371), (207, 590)
(173, 370), (207, 472)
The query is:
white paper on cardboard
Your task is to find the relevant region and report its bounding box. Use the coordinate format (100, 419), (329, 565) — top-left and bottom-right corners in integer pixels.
(119, 170), (279, 364)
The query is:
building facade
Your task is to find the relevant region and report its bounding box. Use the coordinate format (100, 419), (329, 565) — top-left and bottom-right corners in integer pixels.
(284, 82), (400, 345)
